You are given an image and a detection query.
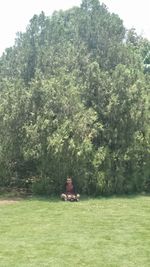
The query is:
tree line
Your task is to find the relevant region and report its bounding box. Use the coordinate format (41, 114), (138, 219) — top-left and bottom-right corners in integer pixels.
(0, 0), (149, 195)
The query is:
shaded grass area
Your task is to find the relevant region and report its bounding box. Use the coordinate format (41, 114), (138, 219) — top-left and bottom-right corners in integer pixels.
(0, 195), (150, 267)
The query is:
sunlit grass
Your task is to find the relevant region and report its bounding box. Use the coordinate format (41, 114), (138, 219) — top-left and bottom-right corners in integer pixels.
(0, 195), (150, 266)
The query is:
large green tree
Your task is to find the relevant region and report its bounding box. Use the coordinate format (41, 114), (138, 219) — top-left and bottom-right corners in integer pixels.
(0, 0), (149, 195)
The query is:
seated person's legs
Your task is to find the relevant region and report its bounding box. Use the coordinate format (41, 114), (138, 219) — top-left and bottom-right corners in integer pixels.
(61, 193), (67, 201)
(76, 194), (80, 200)
(61, 193), (80, 201)
(69, 194), (80, 201)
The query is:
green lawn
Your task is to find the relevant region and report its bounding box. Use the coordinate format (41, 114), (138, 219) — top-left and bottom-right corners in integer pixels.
(0, 195), (150, 267)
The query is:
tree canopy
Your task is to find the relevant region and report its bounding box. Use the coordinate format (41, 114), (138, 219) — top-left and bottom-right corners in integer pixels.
(0, 0), (149, 195)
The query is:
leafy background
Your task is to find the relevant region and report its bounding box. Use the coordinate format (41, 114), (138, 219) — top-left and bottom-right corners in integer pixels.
(0, 0), (149, 195)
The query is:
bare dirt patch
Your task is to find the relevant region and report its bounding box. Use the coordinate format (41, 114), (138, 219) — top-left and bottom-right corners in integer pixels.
(0, 198), (22, 205)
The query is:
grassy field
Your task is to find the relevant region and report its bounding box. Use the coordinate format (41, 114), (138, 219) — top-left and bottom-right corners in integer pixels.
(0, 195), (150, 267)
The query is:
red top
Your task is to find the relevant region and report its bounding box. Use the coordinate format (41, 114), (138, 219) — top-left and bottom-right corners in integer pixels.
(66, 184), (74, 194)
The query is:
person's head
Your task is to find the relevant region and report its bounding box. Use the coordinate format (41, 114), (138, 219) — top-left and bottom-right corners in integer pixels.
(66, 176), (73, 184)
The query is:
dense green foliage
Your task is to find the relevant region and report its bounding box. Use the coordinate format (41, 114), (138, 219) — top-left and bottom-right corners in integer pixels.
(0, 0), (149, 195)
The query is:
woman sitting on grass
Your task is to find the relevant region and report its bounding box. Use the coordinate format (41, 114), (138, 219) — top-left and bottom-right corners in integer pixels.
(61, 176), (80, 201)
